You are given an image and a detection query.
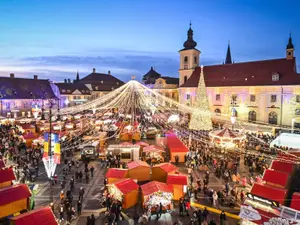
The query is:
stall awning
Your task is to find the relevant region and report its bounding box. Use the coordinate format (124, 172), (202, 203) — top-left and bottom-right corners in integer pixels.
(0, 160), (5, 169)
(23, 132), (37, 139)
(127, 160), (150, 169)
(10, 207), (58, 225)
(114, 179), (139, 194)
(153, 163), (177, 173)
(143, 145), (165, 153)
(141, 181), (173, 196)
(262, 169), (290, 187)
(271, 160), (295, 174)
(0, 184), (31, 206)
(167, 174), (188, 185)
(0, 168), (16, 183)
(290, 192), (300, 211)
(250, 183), (287, 205)
(106, 168), (128, 179)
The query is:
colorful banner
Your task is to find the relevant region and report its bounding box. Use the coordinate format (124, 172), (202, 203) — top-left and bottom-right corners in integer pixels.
(43, 132), (49, 158)
(43, 132), (60, 164)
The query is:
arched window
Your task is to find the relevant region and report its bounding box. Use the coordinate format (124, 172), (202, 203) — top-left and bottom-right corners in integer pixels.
(184, 56), (188, 63)
(184, 76), (188, 83)
(231, 108), (238, 117)
(268, 112), (277, 125)
(214, 108), (221, 116)
(248, 111), (256, 122)
(194, 56), (197, 64)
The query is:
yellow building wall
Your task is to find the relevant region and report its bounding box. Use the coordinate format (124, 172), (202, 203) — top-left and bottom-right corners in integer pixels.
(0, 198), (28, 218)
(170, 152), (186, 163)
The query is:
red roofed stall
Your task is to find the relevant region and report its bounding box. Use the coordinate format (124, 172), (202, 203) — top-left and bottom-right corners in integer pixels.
(10, 207), (58, 225)
(0, 168), (16, 189)
(167, 174), (188, 200)
(127, 160), (150, 182)
(166, 133), (189, 163)
(262, 169), (290, 188)
(250, 183), (287, 205)
(141, 181), (173, 212)
(106, 168), (128, 184)
(271, 160), (295, 174)
(290, 192), (300, 211)
(0, 184), (31, 218)
(152, 163), (178, 182)
(109, 178), (139, 209)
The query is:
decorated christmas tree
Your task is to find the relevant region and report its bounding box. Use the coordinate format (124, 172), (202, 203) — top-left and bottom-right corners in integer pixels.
(189, 65), (213, 130)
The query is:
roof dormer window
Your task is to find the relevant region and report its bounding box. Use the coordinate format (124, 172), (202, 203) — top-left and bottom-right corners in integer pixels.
(272, 73), (280, 81)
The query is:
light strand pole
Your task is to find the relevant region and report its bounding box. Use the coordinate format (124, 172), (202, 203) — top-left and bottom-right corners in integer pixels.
(48, 100), (54, 203)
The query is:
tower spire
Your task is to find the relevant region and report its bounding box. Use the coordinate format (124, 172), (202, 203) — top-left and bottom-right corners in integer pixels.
(182, 22), (197, 50)
(76, 70), (80, 81)
(225, 41), (232, 64)
(286, 32), (295, 60)
(287, 32), (294, 49)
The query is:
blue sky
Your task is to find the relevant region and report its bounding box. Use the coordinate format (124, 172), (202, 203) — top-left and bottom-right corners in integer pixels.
(0, 0), (299, 82)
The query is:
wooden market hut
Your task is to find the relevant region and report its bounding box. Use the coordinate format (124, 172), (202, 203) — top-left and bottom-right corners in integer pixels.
(166, 133), (189, 163)
(141, 181), (173, 211)
(23, 132), (38, 148)
(20, 124), (36, 134)
(127, 160), (150, 182)
(0, 167), (16, 189)
(151, 163), (178, 182)
(111, 178), (139, 209)
(10, 207), (58, 225)
(0, 184), (32, 218)
(167, 174), (188, 200)
(106, 168), (128, 184)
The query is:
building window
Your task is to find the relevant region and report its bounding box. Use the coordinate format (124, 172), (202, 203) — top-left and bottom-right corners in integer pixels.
(272, 73), (279, 81)
(295, 109), (300, 115)
(250, 95), (256, 102)
(216, 94), (220, 101)
(184, 65), (188, 69)
(231, 94), (237, 105)
(296, 95), (300, 103)
(184, 56), (188, 63)
(214, 108), (221, 115)
(268, 112), (277, 125)
(194, 56), (197, 64)
(184, 76), (188, 83)
(271, 95), (277, 103)
(248, 111), (256, 122)
(186, 94), (191, 100)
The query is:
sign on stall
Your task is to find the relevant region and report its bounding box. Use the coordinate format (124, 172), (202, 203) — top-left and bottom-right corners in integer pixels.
(239, 205), (261, 221)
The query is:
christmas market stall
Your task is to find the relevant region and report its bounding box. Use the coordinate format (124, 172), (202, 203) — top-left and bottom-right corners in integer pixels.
(106, 168), (128, 184)
(20, 124), (36, 134)
(107, 144), (140, 162)
(141, 181), (173, 213)
(0, 184), (31, 218)
(0, 167), (16, 189)
(23, 132), (38, 148)
(151, 163), (178, 182)
(166, 133), (189, 163)
(262, 169), (290, 189)
(108, 178), (139, 209)
(209, 128), (246, 149)
(166, 174), (188, 200)
(127, 160), (151, 182)
(10, 207), (58, 225)
(143, 145), (166, 164)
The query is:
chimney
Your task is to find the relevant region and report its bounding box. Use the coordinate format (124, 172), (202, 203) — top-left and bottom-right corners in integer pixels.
(108, 70), (111, 75)
(64, 79), (67, 83)
(10, 73), (14, 79)
(93, 68), (96, 73)
(68, 79), (71, 83)
(33, 75), (38, 80)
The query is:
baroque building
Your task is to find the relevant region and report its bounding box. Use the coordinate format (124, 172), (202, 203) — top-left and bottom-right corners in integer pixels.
(178, 24), (300, 128)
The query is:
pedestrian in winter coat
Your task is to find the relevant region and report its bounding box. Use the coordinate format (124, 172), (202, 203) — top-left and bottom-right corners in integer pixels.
(202, 207), (209, 221)
(90, 214), (96, 225)
(220, 210), (226, 225)
(86, 216), (91, 225)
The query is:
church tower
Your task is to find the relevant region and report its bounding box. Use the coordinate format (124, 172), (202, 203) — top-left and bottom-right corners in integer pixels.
(286, 33), (295, 60)
(179, 23), (200, 86)
(225, 42), (232, 64)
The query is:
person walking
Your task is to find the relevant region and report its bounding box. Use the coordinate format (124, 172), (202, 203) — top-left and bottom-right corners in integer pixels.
(86, 216), (91, 225)
(212, 191), (218, 208)
(202, 207), (209, 221)
(90, 214), (96, 225)
(77, 200), (82, 216)
(90, 165), (95, 178)
(220, 210), (226, 225)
